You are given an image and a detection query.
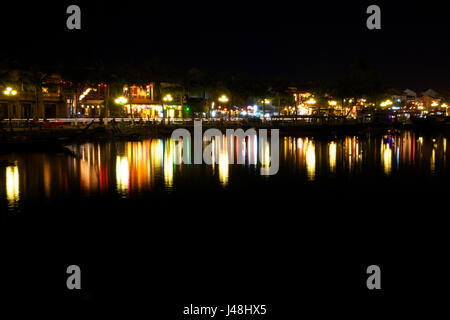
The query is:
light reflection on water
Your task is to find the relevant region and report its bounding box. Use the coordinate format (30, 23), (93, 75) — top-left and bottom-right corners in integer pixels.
(116, 156), (129, 196)
(381, 139), (392, 176)
(1, 131), (449, 207)
(329, 142), (336, 173)
(6, 164), (19, 208)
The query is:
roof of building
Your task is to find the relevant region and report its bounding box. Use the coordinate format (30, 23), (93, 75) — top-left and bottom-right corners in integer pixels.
(421, 89), (440, 98)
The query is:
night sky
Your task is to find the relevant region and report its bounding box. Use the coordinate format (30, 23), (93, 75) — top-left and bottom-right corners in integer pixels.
(3, 1), (450, 89)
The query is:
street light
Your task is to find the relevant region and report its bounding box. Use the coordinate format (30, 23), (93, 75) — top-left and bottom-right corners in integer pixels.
(4, 87), (18, 128)
(328, 100), (337, 106)
(218, 95), (229, 119)
(115, 96), (128, 105)
(218, 95), (229, 103)
(306, 98), (316, 105)
(441, 103), (448, 116)
(115, 96), (128, 118)
(260, 99), (271, 119)
(380, 99), (392, 107)
(162, 94), (174, 120)
(163, 94), (173, 102)
(3, 87), (17, 96)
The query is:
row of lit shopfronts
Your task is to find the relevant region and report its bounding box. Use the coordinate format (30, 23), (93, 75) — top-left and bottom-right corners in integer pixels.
(123, 104), (183, 118)
(74, 83), (186, 118)
(78, 104), (105, 117)
(77, 104), (183, 118)
(119, 84), (183, 118)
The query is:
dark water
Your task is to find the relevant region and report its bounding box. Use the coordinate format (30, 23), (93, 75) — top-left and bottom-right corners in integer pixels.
(2, 130), (449, 314)
(1, 131), (449, 209)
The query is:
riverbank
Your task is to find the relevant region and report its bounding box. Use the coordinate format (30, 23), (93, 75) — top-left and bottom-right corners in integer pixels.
(1, 119), (450, 150)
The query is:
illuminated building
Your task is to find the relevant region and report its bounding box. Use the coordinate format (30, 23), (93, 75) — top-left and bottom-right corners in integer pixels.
(121, 84), (183, 118)
(0, 74), (73, 119)
(77, 84), (108, 117)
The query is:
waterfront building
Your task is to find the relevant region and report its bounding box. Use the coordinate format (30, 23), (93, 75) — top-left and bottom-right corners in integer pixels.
(419, 89), (442, 111)
(1, 74), (69, 120)
(75, 83), (108, 117)
(119, 83), (183, 118)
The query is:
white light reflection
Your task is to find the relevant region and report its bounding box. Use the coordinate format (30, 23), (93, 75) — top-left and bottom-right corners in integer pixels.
(116, 156), (129, 196)
(6, 165), (19, 206)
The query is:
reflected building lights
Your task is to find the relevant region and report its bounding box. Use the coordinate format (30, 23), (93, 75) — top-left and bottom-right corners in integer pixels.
(4, 131), (450, 208)
(116, 156), (129, 196)
(443, 138), (447, 166)
(329, 142), (336, 173)
(210, 136), (230, 185)
(305, 140), (316, 180)
(431, 148), (436, 174)
(163, 140), (175, 187)
(218, 146), (229, 185)
(44, 161), (51, 198)
(260, 140), (271, 167)
(79, 147), (99, 193)
(381, 141), (392, 176)
(6, 165), (19, 206)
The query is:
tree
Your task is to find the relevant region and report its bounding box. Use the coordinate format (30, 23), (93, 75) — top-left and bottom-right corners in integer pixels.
(331, 60), (386, 115)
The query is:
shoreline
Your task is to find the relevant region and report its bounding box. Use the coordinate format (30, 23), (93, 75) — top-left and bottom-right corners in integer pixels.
(1, 120), (450, 151)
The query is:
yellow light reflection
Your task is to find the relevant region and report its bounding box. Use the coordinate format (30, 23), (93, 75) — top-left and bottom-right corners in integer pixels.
(79, 146), (99, 194)
(431, 148), (436, 173)
(116, 156), (129, 196)
(329, 142), (336, 173)
(163, 140), (174, 187)
(381, 141), (392, 175)
(218, 148), (229, 186)
(6, 165), (19, 205)
(305, 140), (316, 180)
(44, 161), (51, 198)
(260, 140), (271, 169)
(444, 138), (447, 165)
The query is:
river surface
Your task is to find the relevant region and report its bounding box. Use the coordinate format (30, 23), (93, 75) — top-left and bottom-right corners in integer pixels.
(1, 130), (449, 212)
(2, 129), (449, 309)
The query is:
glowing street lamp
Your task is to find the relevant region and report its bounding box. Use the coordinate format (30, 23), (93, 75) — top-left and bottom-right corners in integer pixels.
(260, 99), (271, 119)
(306, 98), (316, 105)
(3, 87), (17, 96)
(163, 94), (173, 102)
(328, 100), (337, 106)
(441, 103), (449, 116)
(380, 99), (393, 107)
(161, 94), (174, 120)
(115, 96), (128, 105)
(218, 95), (230, 119)
(218, 95), (229, 103)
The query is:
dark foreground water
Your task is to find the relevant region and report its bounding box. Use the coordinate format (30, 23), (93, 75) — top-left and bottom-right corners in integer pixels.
(2, 130), (449, 315)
